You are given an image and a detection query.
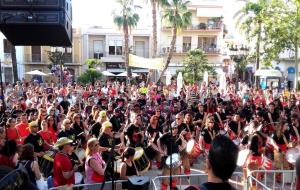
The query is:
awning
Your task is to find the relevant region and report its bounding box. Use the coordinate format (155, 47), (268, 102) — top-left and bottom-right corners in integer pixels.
(107, 69), (125, 73)
(254, 69), (282, 78)
(197, 7), (222, 17)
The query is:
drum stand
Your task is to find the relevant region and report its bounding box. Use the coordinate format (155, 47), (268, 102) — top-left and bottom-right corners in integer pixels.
(101, 138), (116, 190)
(168, 121), (173, 190)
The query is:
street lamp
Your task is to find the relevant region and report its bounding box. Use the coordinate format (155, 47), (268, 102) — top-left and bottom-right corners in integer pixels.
(0, 59), (5, 112)
(50, 47), (72, 87)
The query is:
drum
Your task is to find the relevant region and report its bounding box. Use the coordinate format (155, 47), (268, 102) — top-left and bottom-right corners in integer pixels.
(75, 172), (83, 184)
(40, 151), (56, 178)
(237, 149), (250, 167)
(162, 153), (181, 186)
(186, 139), (201, 158)
(114, 159), (122, 174)
(75, 148), (85, 161)
(134, 147), (150, 173)
(286, 146), (300, 165)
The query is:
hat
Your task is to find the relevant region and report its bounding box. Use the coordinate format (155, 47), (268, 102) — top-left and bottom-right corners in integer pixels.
(28, 121), (38, 129)
(99, 110), (106, 118)
(54, 137), (73, 149)
(102, 121), (112, 129)
(171, 122), (178, 129)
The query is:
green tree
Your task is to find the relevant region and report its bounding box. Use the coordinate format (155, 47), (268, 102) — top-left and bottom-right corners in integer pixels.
(77, 69), (103, 84)
(234, 0), (268, 86)
(47, 51), (64, 69)
(180, 49), (214, 84)
(85, 59), (102, 69)
(78, 59), (103, 84)
(157, 0), (192, 83)
(113, 0), (140, 79)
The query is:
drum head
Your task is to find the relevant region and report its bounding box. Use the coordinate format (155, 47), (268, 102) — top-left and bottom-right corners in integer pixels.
(165, 153), (180, 167)
(286, 148), (300, 164)
(186, 140), (195, 153)
(75, 172), (83, 184)
(75, 148), (85, 161)
(237, 149), (249, 167)
(134, 147), (144, 160)
(43, 151), (54, 162)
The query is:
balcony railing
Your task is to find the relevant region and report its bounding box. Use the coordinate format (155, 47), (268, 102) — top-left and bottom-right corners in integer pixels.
(160, 46), (220, 55)
(162, 23), (222, 31)
(63, 53), (72, 63)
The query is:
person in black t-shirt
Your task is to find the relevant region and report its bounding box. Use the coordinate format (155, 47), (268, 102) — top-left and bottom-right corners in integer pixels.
(24, 122), (46, 165)
(57, 119), (76, 142)
(124, 115), (144, 147)
(98, 121), (119, 163)
(199, 135), (238, 190)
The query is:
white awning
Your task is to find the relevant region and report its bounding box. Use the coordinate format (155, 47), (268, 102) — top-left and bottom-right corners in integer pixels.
(107, 69), (125, 73)
(197, 8), (222, 17)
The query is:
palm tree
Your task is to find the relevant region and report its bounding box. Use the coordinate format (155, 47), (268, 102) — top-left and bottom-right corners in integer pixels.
(234, 0), (267, 86)
(113, 0), (140, 79)
(149, 0), (168, 57)
(157, 0), (192, 83)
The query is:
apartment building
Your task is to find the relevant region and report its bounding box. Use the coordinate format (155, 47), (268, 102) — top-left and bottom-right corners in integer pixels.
(159, 0), (225, 75)
(81, 26), (151, 75)
(0, 33), (24, 83)
(22, 28), (83, 82)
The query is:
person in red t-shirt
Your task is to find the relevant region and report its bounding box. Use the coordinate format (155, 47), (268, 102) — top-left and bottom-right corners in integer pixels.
(53, 137), (76, 187)
(6, 118), (20, 143)
(15, 113), (30, 145)
(38, 120), (55, 150)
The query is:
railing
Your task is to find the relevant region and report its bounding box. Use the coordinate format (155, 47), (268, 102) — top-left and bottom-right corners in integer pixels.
(151, 172), (244, 190)
(49, 180), (128, 190)
(247, 170), (296, 190)
(160, 46), (220, 55)
(162, 23), (222, 31)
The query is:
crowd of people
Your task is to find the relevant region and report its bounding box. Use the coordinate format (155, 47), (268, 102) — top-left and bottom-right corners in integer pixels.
(0, 79), (300, 190)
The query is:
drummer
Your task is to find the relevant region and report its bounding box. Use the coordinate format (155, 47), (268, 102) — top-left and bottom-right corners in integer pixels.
(53, 137), (77, 187)
(158, 123), (189, 190)
(199, 118), (217, 155)
(123, 114), (144, 148)
(290, 113), (300, 145)
(120, 147), (139, 189)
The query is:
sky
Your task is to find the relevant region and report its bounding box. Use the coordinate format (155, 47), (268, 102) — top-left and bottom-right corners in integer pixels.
(72, 0), (245, 40)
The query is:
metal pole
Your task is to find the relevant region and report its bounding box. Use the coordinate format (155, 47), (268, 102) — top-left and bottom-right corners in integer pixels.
(60, 59), (63, 88)
(0, 59), (5, 112)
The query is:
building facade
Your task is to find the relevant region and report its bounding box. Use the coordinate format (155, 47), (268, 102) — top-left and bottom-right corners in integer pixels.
(22, 28), (83, 82)
(0, 33), (24, 83)
(81, 26), (152, 76)
(159, 0), (225, 75)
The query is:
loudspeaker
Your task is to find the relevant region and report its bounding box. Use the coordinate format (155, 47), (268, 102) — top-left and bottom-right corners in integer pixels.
(128, 176), (150, 190)
(0, 0), (71, 19)
(0, 10), (72, 46)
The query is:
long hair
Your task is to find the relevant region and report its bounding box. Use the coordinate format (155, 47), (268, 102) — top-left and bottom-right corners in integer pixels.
(19, 144), (35, 161)
(121, 147), (135, 162)
(85, 138), (98, 158)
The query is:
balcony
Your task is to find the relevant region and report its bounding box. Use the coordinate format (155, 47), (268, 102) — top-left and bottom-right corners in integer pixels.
(25, 54), (42, 63)
(63, 53), (72, 63)
(160, 46), (220, 55)
(162, 23), (222, 32)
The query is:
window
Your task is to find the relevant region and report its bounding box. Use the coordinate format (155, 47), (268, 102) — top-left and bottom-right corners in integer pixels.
(109, 40), (123, 56)
(198, 37), (217, 50)
(3, 39), (12, 54)
(183, 37), (191, 52)
(31, 46), (41, 62)
(135, 41), (145, 57)
(93, 40), (104, 59)
(63, 48), (72, 63)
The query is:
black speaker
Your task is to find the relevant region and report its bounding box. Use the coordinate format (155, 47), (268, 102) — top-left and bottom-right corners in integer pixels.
(128, 176), (150, 190)
(0, 0), (71, 19)
(0, 10), (72, 46)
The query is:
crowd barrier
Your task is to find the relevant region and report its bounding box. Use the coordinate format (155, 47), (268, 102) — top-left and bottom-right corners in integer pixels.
(151, 172), (244, 190)
(247, 170), (296, 190)
(49, 180), (127, 190)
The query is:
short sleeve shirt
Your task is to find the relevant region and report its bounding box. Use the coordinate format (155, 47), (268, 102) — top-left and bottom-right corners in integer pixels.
(53, 152), (74, 187)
